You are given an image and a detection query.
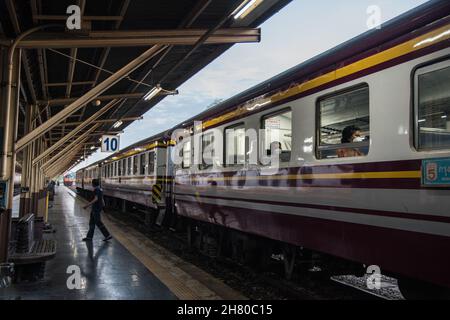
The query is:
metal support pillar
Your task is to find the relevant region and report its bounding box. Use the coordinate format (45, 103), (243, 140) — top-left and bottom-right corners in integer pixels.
(19, 104), (33, 217)
(0, 48), (21, 262)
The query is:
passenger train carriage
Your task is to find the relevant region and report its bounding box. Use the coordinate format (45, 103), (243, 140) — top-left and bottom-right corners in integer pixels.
(76, 1), (450, 298)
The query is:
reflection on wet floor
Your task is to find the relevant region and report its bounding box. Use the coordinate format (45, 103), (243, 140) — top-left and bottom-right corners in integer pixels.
(0, 186), (176, 300)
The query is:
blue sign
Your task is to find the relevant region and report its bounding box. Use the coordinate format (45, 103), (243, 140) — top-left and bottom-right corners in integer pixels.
(422, 158), (450, 187)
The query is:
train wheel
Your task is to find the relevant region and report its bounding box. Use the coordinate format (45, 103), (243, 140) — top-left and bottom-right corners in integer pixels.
(398, 277), (450, 300)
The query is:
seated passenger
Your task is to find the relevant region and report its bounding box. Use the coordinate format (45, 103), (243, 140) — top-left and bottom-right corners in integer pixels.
(337, 125), (364, 158)
(269, 141), (291, 162)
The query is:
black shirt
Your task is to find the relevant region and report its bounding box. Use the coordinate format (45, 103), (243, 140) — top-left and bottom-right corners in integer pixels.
(92, 186), (104, 212)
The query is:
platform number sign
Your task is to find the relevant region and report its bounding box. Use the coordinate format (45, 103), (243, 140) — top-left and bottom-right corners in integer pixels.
(101, 135), (120, 153)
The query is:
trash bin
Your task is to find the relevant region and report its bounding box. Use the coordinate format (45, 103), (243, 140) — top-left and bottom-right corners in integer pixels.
(0, 263), (14, 288)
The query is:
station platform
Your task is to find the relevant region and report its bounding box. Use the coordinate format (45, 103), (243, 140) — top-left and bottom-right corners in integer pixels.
(1, 187), (175, 300)
(1, 186), (243, 300)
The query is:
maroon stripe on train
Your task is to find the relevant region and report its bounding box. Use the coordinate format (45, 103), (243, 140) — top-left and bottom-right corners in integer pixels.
(293, 159), (422, 174)
(175, 199), (450, 287)
(175, 192), (450, 224)
(177, 159), (422, 177)
(175, 178), (421, 189)
(174, 159), (424, 189)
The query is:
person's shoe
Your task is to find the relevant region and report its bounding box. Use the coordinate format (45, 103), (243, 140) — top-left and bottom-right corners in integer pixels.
(82, 237), (92, 242)
(103, 235), (112, 242)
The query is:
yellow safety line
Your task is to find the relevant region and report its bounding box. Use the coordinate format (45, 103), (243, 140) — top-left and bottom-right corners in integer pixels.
(102, 217), (202, 300)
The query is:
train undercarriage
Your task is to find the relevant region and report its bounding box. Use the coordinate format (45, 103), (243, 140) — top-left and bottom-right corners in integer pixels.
(77, 187), (450, 300)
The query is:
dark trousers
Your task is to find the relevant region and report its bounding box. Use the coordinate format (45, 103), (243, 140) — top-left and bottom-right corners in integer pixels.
(86, 210), (110, 239)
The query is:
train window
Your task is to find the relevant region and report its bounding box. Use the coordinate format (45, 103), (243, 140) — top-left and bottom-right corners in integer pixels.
(119, 159), (124, 176)
(182, 140), (191, 169)
(140, 153), (146, 175)
(415, 62), (450, 150)
(261, 109), (292, 163)
(133, 156), (138, 175)
(127, 157), (132, 176)
(114, 162), (117, 177)
(148, 151), (155, 175)
(200, 133), (215, 170)
(225, 123), (245, 166)
(317, 85), (370, 159)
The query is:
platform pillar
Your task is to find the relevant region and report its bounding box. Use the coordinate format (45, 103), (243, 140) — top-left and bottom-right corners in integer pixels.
(19, 104), (34, 217)
(0, 47), (21, 263)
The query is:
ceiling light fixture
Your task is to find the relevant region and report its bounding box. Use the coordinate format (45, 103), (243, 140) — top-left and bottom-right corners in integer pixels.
(144, 84), (162, 101)
(113, 120), (123, 128)
(143, 84), (178, 101)
(233, 0), (262, 20)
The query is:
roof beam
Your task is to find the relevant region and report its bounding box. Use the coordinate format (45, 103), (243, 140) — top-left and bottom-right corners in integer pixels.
(33, 15), (123, 21)
(77, 0), (130, 122)
(36, 92), (144, 106)
(7, 28), (260, 48)
(106, 0), (212, 122)
(15, 44), (166, 152)
(53, 116), (142, 127)
(41, 136), (89, 169)
(31, 99), (119, 165)
(45, 81), (95, 87)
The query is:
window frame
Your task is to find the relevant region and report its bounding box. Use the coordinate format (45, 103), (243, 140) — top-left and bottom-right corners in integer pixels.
(223, 122), (246, 167)
(132, 155), (138, 176)
(315, 83), (370, 160)
(118, 159), (122, 176)
(148, 151), (156, 175)
(139, 152), (147, 176)
(260, 107), (293, 164)
(181, 139), (192, 169)
(413, 58), (450, 151)
(127, 157), (132, 176)
(199, 131), (215, 171)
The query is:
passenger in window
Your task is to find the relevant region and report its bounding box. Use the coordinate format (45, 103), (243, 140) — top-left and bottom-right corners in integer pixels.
(337, 125), (364, 158)
(268, 141), (282, 156)
(269, 141), (290, 162)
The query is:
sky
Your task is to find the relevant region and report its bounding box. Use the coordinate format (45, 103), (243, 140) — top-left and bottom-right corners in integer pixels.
(71, 0), (428, 172)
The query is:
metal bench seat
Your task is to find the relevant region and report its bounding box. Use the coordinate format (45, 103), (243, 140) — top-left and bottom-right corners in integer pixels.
(9, 239), (56, 265)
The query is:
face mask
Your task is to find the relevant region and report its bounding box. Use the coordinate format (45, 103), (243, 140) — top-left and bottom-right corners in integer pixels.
(353, 136), (365, 143)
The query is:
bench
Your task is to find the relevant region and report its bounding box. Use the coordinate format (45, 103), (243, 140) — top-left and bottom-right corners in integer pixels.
(9, 214), (56, 281)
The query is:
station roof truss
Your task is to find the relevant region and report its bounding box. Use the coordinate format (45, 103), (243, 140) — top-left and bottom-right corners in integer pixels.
(0, 0), (291, 176)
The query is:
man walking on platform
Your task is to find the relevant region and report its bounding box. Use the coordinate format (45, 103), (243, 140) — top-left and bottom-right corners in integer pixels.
(82, 179), (112, 242)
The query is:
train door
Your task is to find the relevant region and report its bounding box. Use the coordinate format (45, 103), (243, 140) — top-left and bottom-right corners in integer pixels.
(152, 147), (167, 225)
(164, 143), (176, 227)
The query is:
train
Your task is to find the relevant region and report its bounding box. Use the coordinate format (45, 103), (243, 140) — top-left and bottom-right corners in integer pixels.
(63, 173), (75, 187)
(76, 2), (450, 299)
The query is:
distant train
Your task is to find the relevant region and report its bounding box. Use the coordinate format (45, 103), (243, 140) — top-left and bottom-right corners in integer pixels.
(76, 3), (450, 299)
(63, 173), (75, 187)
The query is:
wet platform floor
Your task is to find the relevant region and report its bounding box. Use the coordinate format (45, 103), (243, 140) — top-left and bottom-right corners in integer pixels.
(0, 186), (176, 300)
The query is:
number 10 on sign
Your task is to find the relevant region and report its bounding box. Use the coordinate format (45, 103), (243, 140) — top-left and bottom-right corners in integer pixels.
(101, 135), (120, 152)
